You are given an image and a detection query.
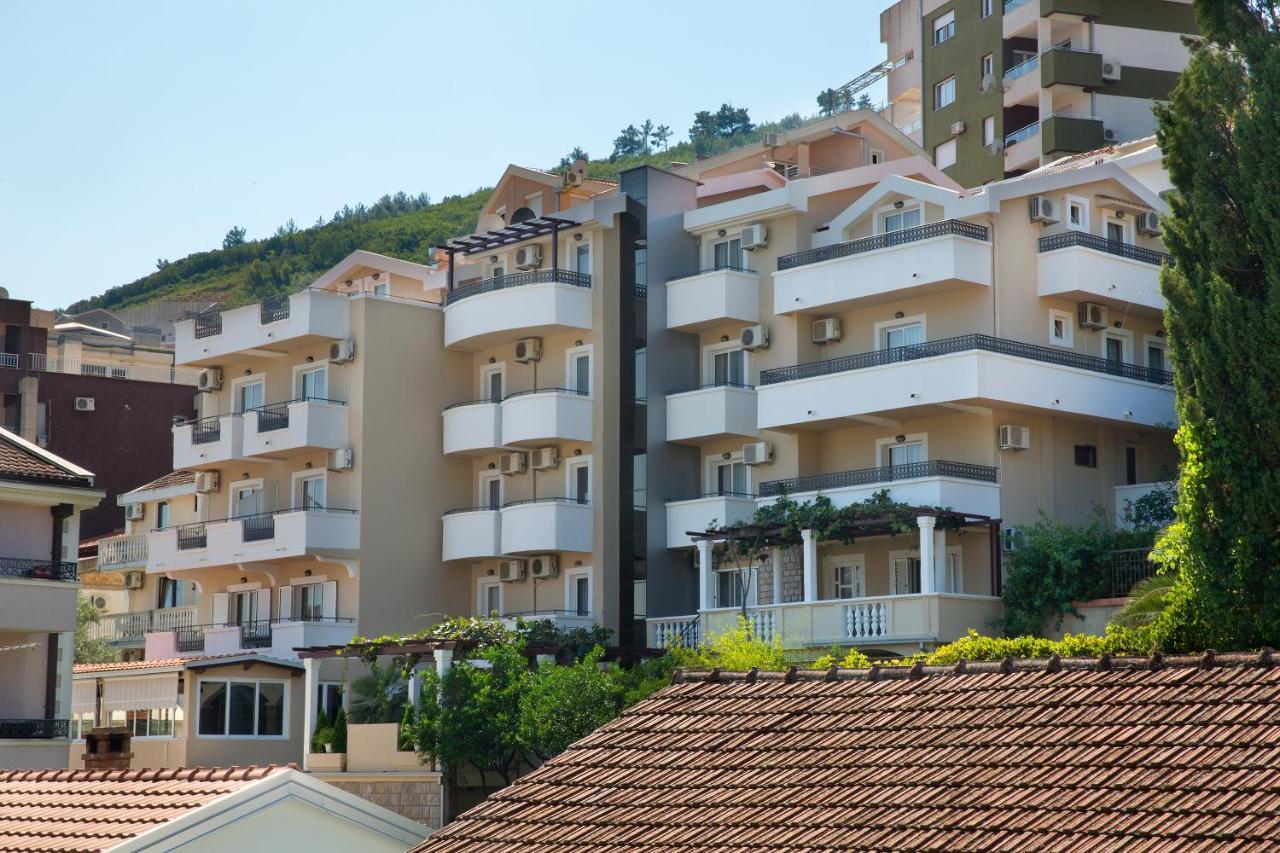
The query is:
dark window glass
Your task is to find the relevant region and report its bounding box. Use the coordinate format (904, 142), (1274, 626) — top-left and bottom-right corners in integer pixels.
(228, 682), (256, 735)
(1126, 447), (1138, 486)
(198, 681), (226, 735)
(1074, 445), (1098, 468)
(257, 683), (285, 736)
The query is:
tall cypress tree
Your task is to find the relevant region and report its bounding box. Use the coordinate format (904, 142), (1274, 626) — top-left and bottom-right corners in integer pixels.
(1153, 1), (1280, 650)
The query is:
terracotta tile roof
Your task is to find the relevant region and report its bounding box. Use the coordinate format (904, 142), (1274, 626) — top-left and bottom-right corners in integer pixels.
(417, 652), (1280, 852)
(0, 430), (94, 488)
(73, 652), (303, 675)
(125, 469), (196, 494)
(73, 658), (188, 674)
(0, 765), (291, 852)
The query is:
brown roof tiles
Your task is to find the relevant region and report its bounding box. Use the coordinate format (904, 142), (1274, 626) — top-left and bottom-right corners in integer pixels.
(0, 431), (93, 488)
(416, 652), (1280, 852)
(125, 469), (196, 494)
(0, 765), (290, 852)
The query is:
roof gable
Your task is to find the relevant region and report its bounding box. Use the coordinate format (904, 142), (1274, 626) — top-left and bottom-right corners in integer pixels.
(0, 427), (96, 488)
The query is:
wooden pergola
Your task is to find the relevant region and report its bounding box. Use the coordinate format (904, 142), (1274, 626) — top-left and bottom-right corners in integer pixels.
(443, 215), (578, 292)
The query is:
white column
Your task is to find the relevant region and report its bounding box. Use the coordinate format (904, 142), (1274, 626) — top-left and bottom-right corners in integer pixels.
(434, 647), (454, 679)
(801, 529), (818, 603)
(917, 516), (937, 595)
(697, 540), (715, 611)
(302, 656), (317, 772)
(934, 528), (948, 592)
(771, 547), (782, 606)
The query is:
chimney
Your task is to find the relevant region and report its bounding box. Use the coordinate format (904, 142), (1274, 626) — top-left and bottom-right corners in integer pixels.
(82, 726), (134, 771)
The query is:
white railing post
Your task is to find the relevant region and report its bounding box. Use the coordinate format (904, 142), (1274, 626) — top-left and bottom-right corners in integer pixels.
(917, 517), (937, 594)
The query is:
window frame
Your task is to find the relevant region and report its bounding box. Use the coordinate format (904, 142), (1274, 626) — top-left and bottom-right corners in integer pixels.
(890, 551), (923, 595)
(291, 469), (327, 511)
(876, 203), (923, 235)
(1104, 213), (1133, 244)
(706, 451), (750, 497)
(823, 554), (866, 601)
(1066, 195), (1090, 232)
(477, 578), (503, 617)
(564, 343), (594, 396)
(982, 115), (996, 146)
(981, 53), (994, 80)
(565, 455), (592, 505)
(933, 75), (957, 110)
(564, 566), (593, 617)
(932, 11), (956, 45)
(702, 339), (749, 387)
(980, 0), (994, 18)
(194, 677), (289, 740)
(713, 566), (755, 609)
(479, 362), (506, 402)
(1102, 327), (1134, 363)
(1143, 335), (1167, 370)
(876, 432), (929, 468)
(293, 362), (329, 401)
(710, 235), (745, 271)
(478, 470), (503, 510)
(1074, 444), (1099, 468)
(874, 314), (927, 351)
(1049, 309), (1075, 348)
(230, 373), (266, 415)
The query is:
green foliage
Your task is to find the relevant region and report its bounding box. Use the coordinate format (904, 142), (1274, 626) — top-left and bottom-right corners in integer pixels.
(1112, 574), (1177, 629)
(1121, 481), (1177, 533)
(518, 647), (620, 760)
(330, 707), (347, 753)
(347, 661), (408, 724)
(1000, 511), (1152, 637)
(714, 490), (931, 553)
(922, 627), (1156, 666)
(74, 596), (115, 664)
(676, 617), (788, 671)
(1149, 2), (1280, 652)
(310, 719), (332, 754)
(812, 647), (873, 669)
(222, 226), (246, 249)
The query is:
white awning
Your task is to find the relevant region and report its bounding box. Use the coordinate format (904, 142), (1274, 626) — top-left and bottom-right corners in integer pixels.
(72, 679), (97, 714)
(102, 673), (180, 711)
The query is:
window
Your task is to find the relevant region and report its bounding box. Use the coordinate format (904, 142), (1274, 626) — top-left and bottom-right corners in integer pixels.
(575, 243), (591, 276)
(231, 483), (262, 517)
(235, 378), (264, 414)
(298, 365), (327, 401)
(892, 556), (922, 595)
(526, 193), (543, 218)
(373, 282), (388, 296)
(491, 263), (504, 279)
(157, 577), (191, 609)
(933, 75), (956, 109)
(710, 346), (746, 387)
(932, 11), (955, 44)
(981, 0), (994, 18)
(478, 580), (502, 616)
(566, 568), (592, 617)
(155, 501), (169, 531)
(712, 237), (743, 271)
(982, 115), (996, 146)
(480, 473), (502, 510)
(1105, 336), (1124, 365)
(1105, 215), (1130, 244)
(1074, 444), (1098, 468)
(296, 474), (325, 510)
(711, 456), (748, 496)
(881, 207), (922, 233)
(122, 708), (177, 739)
(1146, 340), (1166, 374)
(317, 682), (343, 725)
(197, 679), (285, 738)
(1049, 309), (1074, 347)
(294, 583), (324, 621)
(869, 148), (886, 165)
(880, 320), (924, 350)
(830, 558), (865, 600)
(1102, 329), (1132, 368)
(1066, 196), (1089, 231)
(716, 570), (749, 608)
(480, 364), (504, 402)
(1126, 446), (1139, 486)
(934, 138), (957, 169)
(886, 441), (924, 468)
(981, 53), (994, 80)
(946, 550), (963, 593)
(567, 458), (591, 504)
(566, 345), (592, 395)
(634, 348), (647, 401)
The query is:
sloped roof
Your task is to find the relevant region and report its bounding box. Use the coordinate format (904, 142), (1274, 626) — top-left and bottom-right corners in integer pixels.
(127, 470), (195, 493)
(0, 428), (95, 488)
(0, 766), (288, 851)
(417, 651), (1280, 852)
(73, 653), (303, 677)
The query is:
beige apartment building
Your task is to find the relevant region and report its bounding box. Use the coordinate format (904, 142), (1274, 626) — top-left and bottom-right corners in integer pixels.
(0, 428), (103, 768)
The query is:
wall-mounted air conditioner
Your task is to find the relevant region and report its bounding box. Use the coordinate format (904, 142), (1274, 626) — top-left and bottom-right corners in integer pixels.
(998, 424), (1031, 451)
(1078, 302), (1109, 330)
(328, 447), (355, 471)
(1101, 59), (1122, 81)
(1029, 196), (1058, 224)
(329, 338), (356, 364)
(123, 571), (144, 589)
(1137, 211), (1161, 236)
(499, 559), (526, 582)
(124, 503), (145, 521)
(197, 369), (223, 392)
(950, 120), (967, 136)
(811, 317), (842, 344)
(74, 397), (95, 412)
(532, 447), (559, 470)
(499, 452), (527, 475)
(740, 325), (770, 351)
(743, 441), (773, 465)
(740, 224), (768, 250)
(515, 245), (542, 270)
(514, 337), (542, 363)
(194, 471), (221, 493)
(529, 554), (559, 579)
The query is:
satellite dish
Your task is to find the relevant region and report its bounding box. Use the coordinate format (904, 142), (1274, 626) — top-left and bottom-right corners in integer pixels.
(511, 207), (536, 224)
(476, 213), (505, 233)
(0, 287), (9, 299)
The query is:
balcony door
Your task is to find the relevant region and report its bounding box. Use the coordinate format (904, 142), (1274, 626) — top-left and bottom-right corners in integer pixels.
(891, 556), (922, 595)
(712, 236), (743, 271)
(705, 341), (746, 387)
(297, 365), (327, 401)
(710, 455), (748, 497)
(880, 206), (922, 234)
(295, 473), (326, 511)
(566, 458), (591, 505)
(479, 472), (503, 511)
(881, 320), (924, 351)
(827, 555), (866, 600)
(715, 568), (752, 608)
(566, 345), (592, 396)
(480, 364), (504, 403)
(235, 377), (264, 414)
(232, 484), (262, 518)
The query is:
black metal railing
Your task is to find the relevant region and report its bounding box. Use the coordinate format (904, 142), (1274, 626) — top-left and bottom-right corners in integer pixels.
(0, 557), (77, 583)
(777, 219), (990, 271)
(759, 460), (999, 498)
(1039, 231), (1171, 266)
(175, 626), (206, 652)
(194, 313), (223, 338)
(1108, 548), (1157, 597)
(0, 719), (70, 739)
(176, 523), (207, 550)
(249, 396), (346, 433)
(445, 269), (592, 305)
(260, 300), (291, 324)
(758, 333), (1174, 386)
(238, 620), (273, 649)
(180, 415), (223, 445)
(443, 397), (503, 411)
(666, 264), (758, 283)
(241, 513), (277, 542)
(634, 282), (648, 299)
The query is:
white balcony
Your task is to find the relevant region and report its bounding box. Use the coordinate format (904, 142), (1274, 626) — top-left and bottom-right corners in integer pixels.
(442, 509), (502, 561)
(1038, 233), (1169, 313)
(172, 414), (243, 470)
(443, 270), (592, 349)
(500, 612), (595, 632)
(758, 462), (1002, 520)
(145, 618), (356, 661)
(665, 494), (757, 549)
(96, 533), (148, 570)
(757, 335), (1175, 430)
(175, 288), (351, 367)
(146, 509), (360, 573)
(1002, 0), (1037, 39)
(84, 605), (197, 645)
(442, 401), (503, 455)
(242, 399), (349, 458)
(666, 268), (760, 330)
(699, 594), (1004, 649)
(773, 221), (991, 316)
(501, 390), (592, 447)
(500, 499), (592, 555)
(1002, 56), (1040, 108)
(665, 385), (758, 443)
(1004, 124), (1041, 172)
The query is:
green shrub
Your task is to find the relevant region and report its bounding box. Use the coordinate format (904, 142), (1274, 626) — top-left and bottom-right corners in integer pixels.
(310, 720), (332, 754)
(330, 708), (347, 753)
(922, 627), (1155, 666)
(682, 617), (788, 671)
(812, 647), (873, 669)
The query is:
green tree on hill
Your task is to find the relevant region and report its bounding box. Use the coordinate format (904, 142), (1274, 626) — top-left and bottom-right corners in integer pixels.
(1151, 0), (1280, 650)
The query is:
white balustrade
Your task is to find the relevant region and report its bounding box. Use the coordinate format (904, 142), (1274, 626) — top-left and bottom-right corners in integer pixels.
(845, 601), (889, 640)
(648, 616), (700, 649)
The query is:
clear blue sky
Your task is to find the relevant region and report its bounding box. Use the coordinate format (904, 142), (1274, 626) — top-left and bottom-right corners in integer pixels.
(0, 1), (895, 309)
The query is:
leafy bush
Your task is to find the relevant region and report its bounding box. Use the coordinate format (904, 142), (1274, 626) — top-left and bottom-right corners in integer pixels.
(922, 627), (1155, 666)
(676, 617), (788, 671)
(330, 708), (348, 753)
(812, 647), (873, 669)
(519, 648), (621, 760)
(310, 720), (332, 754)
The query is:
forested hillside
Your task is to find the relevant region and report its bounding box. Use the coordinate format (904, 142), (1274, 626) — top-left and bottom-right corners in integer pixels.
(69, 105), (818, 314)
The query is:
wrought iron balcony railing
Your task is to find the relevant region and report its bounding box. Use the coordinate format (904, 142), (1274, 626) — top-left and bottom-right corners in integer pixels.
(0, 557), (77, 583)
(445, 269), (591, 305)
(759, 460), (998, 498)
(776, 219), (989, 271)
(0, 718), (70, 739)
(1039, 231), (1171, 266)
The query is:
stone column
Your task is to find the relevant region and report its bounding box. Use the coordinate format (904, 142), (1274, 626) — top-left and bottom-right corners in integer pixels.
(917, 517), (937, 594)
(771, 547), (783, 606)
(697, 540), (715, 611)
(801, 529), (818, 603)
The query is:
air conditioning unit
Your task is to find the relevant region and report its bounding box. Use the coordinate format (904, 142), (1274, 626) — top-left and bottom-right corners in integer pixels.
(499, 452), (527, 475)
(1001, 527), (1025, 553)
(743, 441), (774, 466)
(1137, 211), (1161, 235)
(499, 559), (527, 582)
(740, 224), (768, 250)
(998, 424), (1031, 451)
(514, 244), (542, 270)
(1078, 301), (1109, 330)
(564, 159), (587, 187)
(514, 337), (542, 363)
(74, 397), (95, 412)
(328, 447), (355, 471)
(950, 120), (967, 135)
(1101, 59), (1122, 81)
(529, 554), (559, 579)
(761, 132), (780, 147)
(197, 368), (223, 392)
(1029, 196), (1058, 224)
(811, 317), (843, 344)
(532, 446), (559, 470)
(329, 338), (356, 363)
(123, 571), (145, 589)
(740, 324), (770, 351)
(194, 471), (221, 493)
(124, 503), (145, 521)
(1102, 128), (1118, 142)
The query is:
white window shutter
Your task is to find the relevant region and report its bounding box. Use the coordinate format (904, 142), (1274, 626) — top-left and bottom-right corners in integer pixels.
(854, 565), (866, 598)
(892, 559), (910, 596)
(211, 592), (229, 626)
(322, 581), (337, 619)
(255, 588), (271, 623)
(278, 586), (292, 620)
